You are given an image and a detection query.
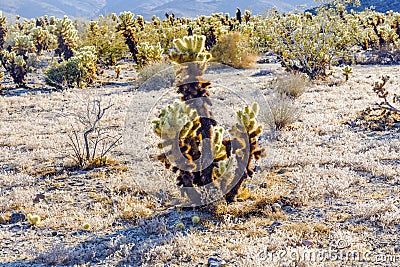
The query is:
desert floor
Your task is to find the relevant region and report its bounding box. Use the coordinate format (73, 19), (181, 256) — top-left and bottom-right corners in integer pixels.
(0, 61), (399, 266)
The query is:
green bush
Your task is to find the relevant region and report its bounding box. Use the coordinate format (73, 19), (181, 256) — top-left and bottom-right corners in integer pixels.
(46, 46), (97, 89)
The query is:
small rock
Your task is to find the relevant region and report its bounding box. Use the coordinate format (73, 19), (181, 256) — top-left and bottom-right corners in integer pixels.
(272, 203), (281, 212)
(302, 240), (314, 247)
(277, 168), (286, 174)
(9, 224), (22, 232)
(283, 206), (298, 213)
(208, 257), (227, 267)
(33, 193), (45, 203)
(282, 206), (292, 212)
(10, 213), (26, 224)
(316, 209), (324, 218)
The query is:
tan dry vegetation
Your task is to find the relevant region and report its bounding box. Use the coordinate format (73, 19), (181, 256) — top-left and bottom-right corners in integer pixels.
(0, 63), (399, 266)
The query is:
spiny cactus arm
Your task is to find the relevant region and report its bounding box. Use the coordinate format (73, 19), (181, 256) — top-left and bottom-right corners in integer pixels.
(211, 126), (228, 161)
(0, 14), (7, 49)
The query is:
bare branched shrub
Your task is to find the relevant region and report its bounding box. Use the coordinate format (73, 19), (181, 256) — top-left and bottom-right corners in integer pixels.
(270, 73), (309, 99)
(267, 95), (300, 130)
(355, 76), (400, 130)
(67, 99), (122, 169)
(211, 32), (257, 69)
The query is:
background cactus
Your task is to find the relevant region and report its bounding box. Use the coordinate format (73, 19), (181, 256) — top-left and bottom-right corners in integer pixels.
(82, 14), (128, 66)
(54, 16), (78, 60)
(0, 51), (28, 87)
(135, 42), (163, 68)
(116, 12), (139, 63)
(0, 13), (7, 50)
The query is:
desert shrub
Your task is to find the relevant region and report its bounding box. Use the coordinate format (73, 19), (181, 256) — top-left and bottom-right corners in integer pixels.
(271, 73), (309, 99)
(267, 95), (300, 130)
(81, 14), (128, 66)
(45, 46), (97, 89)
(267, 9), (354, 79)
(211, 32), (257, 68)
(137, 61), (175, 90)
(66, 99), (122, 169)
(355, 76), (400, 130)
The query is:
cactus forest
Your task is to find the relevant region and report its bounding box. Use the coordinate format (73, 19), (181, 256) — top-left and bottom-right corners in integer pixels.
(0, 0), (400, 266)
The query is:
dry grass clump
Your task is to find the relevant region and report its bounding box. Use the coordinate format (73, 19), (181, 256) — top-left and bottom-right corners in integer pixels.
(267, 95), (300, 130)
(281, 221), (330, 239)
(270, 73), (310, 99)
(136, 61), (175, 90)
(353, 200), (400, 227)
(205, 174), (293, 219)
(211, 32), (257, 69)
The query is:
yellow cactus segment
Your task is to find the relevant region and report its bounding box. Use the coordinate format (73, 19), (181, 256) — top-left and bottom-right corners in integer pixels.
(83, 222), (91, 230)
(173, 38), (187, 52)
(170, 34), (212, 65)
(211, 126), (227, 161)
(27, 214), (41, 226)
(212, 157), (234, 179)
(153, 101), (200, 140)
(236, 102), (262, 133)
(191, 215), (200, 224)
(176, 221), (185, 229)
(194, 35), (205, 53)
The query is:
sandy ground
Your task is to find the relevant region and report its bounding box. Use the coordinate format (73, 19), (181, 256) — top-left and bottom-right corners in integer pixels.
(0, 62), (399, 266)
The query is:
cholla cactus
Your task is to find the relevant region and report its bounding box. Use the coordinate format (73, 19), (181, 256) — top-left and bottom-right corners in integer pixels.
(243, 9), (251, 24)
(29, 26), (55, 54)
(153, 35), (265, 204)
(1, 51), (27, 87)
(136, 42), (163, 68)
(342, 65), (353, 81)
(54, 16), (78, 60)
(169, 35), (212, 84)
(0, 13), (7, 49)
(116, 11), (139, 63)
(13, 35), (35, 58)
(0, 27), (34, 87)
(82, 14), (128, 66)
(377, 25), (399, 46)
